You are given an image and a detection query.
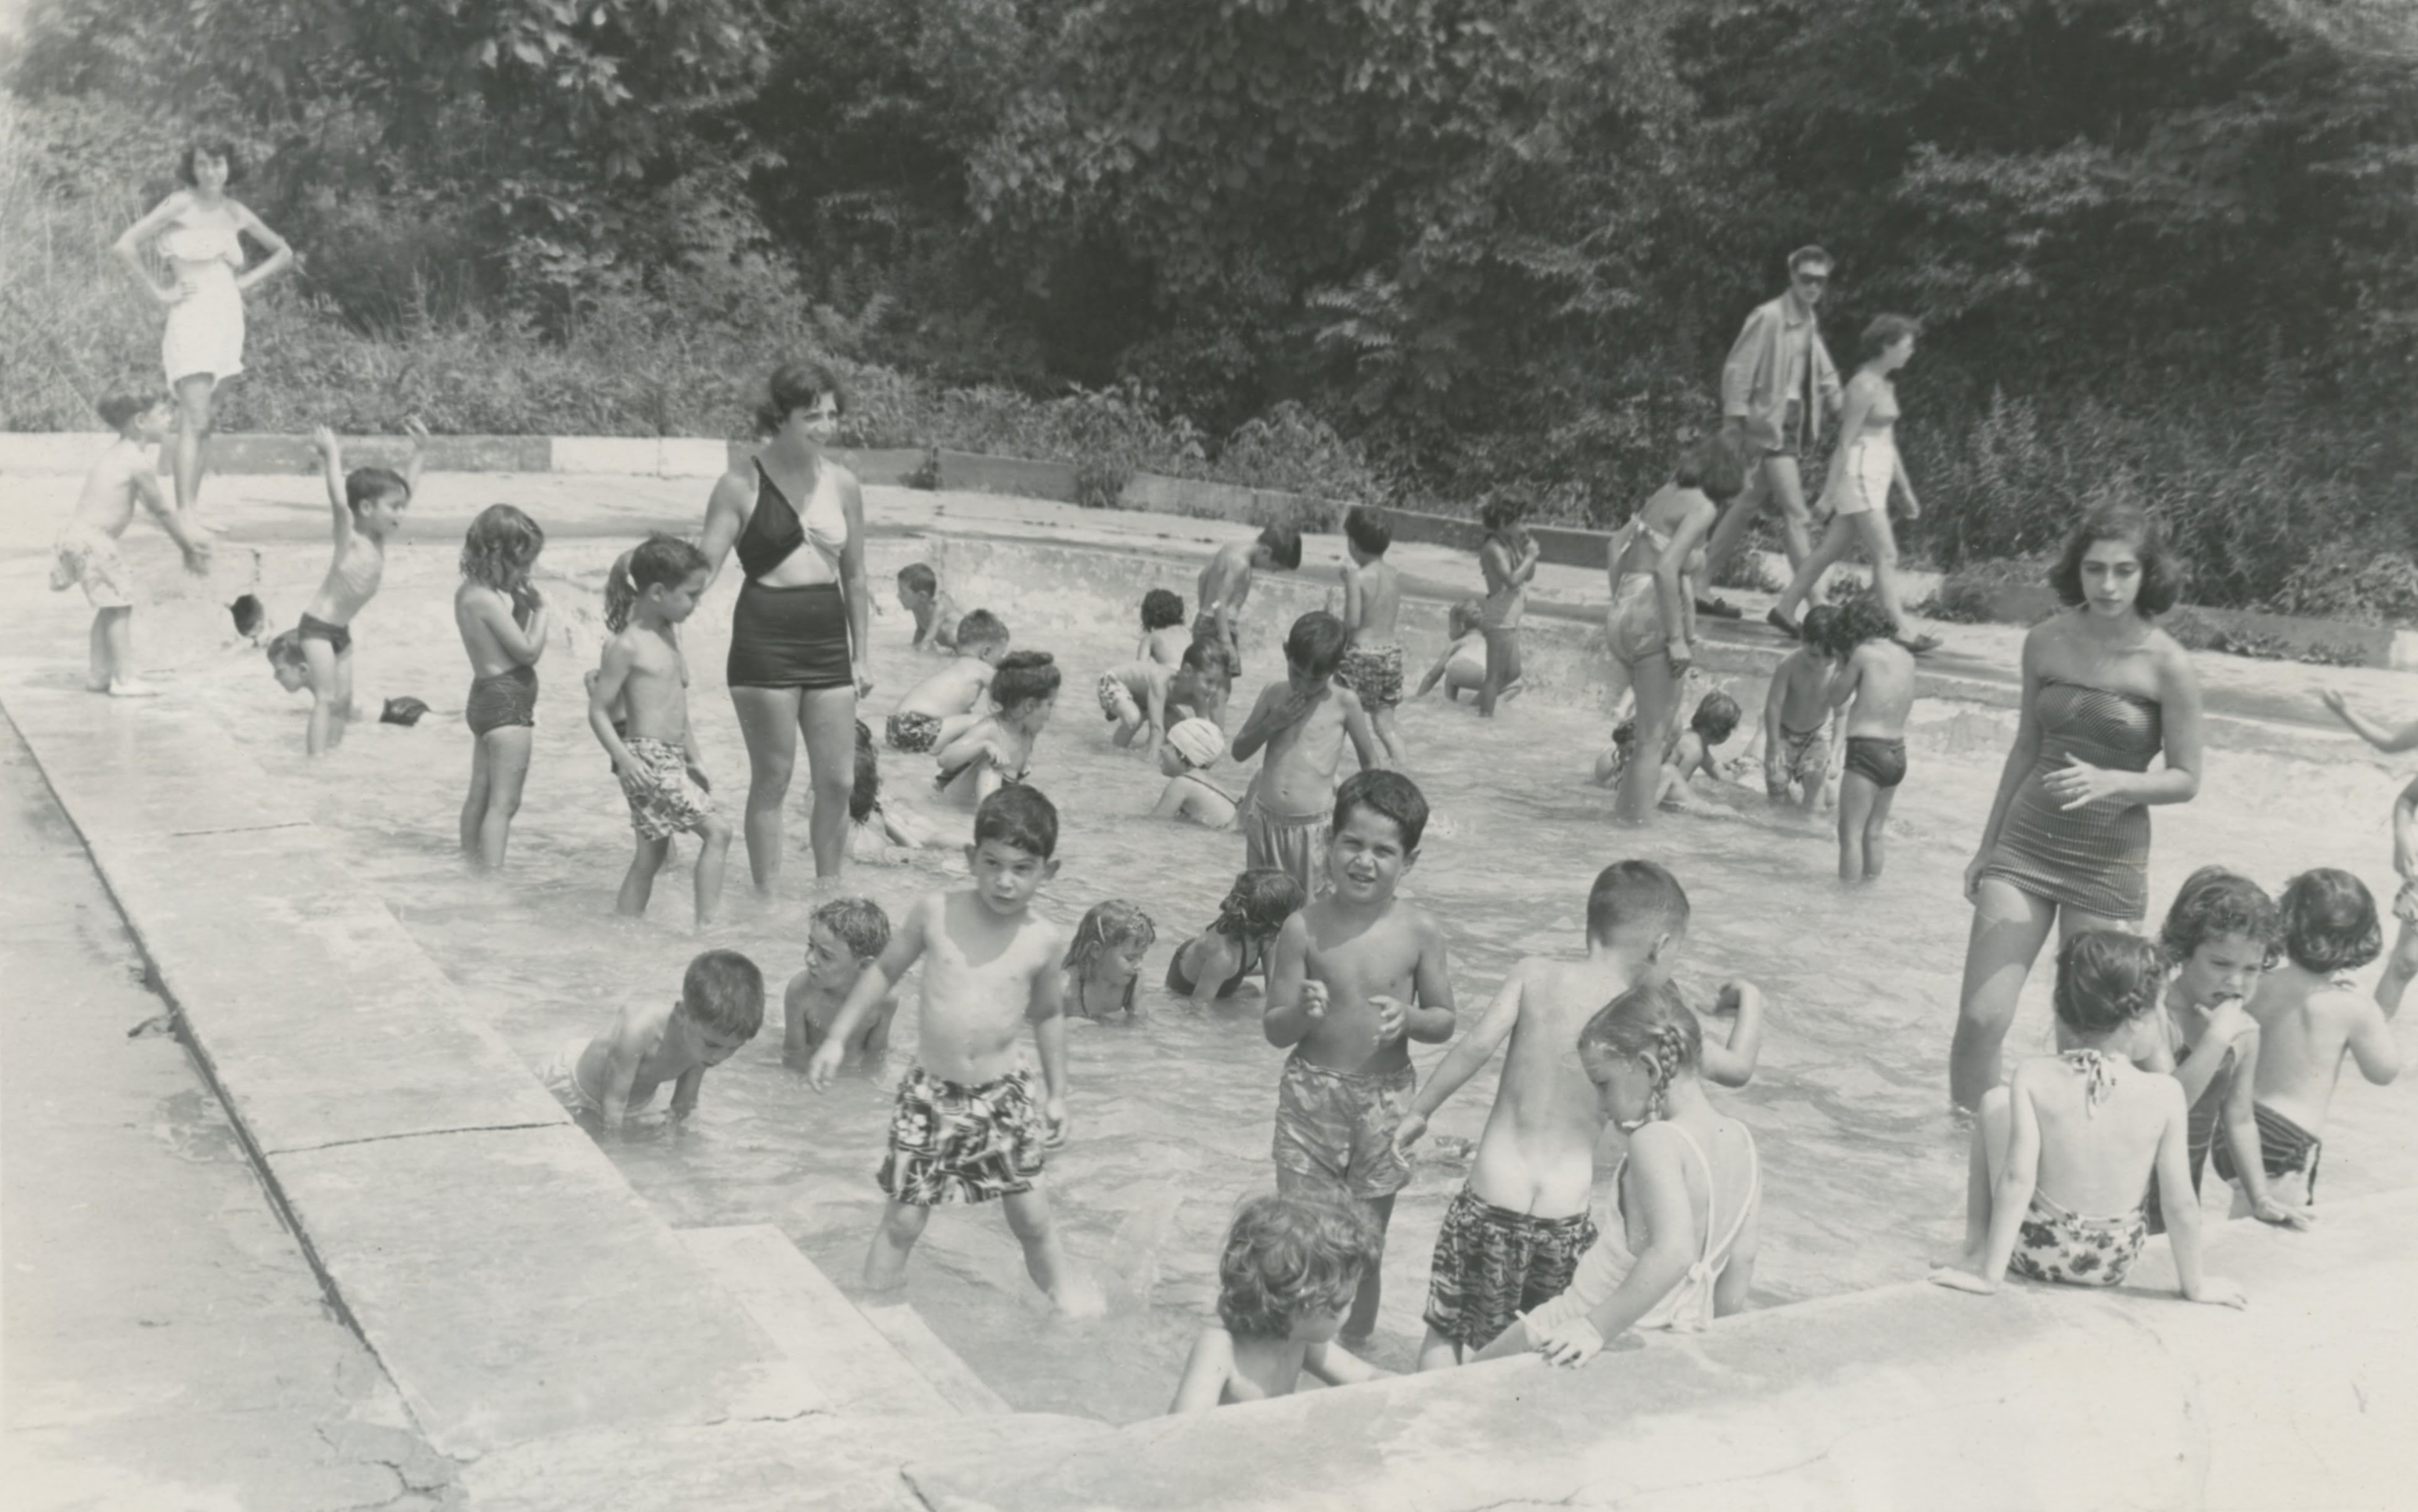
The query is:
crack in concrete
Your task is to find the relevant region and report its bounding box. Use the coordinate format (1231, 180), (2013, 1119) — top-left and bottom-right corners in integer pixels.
(163, 821), (316, 839)
(268, 1120), (563, 1157)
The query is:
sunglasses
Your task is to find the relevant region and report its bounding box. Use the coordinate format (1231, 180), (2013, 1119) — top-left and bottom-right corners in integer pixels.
(1794, 271), (1831, 286)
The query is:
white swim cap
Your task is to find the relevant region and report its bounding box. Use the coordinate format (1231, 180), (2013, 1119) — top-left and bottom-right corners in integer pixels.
(1166, 718), (1224, 769)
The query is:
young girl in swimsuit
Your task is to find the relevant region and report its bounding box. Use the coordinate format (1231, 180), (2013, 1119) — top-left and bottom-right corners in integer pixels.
(1414, 600), (1489, 704)
(1474, 980), (1759, 1367)
(1933, 931), (2246, 1309)
(455, 505), (550, 870)
(1065, 900), (1158, 1020)
(1151, 717), (1241, 828)
(1476, 497), (1542, 717)
(1165, 869), (1308, 1012)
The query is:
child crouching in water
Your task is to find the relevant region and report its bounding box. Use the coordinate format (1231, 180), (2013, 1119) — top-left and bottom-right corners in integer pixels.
(1592, 692), (1740, 805)
(1763, 604), (1841, 813)
(1931, 931), (2246, 1307)
(1415, 599), (1489, 704)
(543, 948), (764, 1136)
(1473, 981), (1760, 1366)
(1169, 1191), (1388, 1411)
(1151, 717), (1241, 829)
(1166, 869), (1308, 1010)
(455, 504), (549, 869)
(1065, 900), (1156, 1020)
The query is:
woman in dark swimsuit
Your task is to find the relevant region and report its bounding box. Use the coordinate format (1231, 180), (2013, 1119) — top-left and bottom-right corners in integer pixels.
(700, 363), (872, 886)
(1949, 506), (2203, 1108)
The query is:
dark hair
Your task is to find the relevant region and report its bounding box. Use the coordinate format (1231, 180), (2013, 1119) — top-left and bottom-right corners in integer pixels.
(681, 949), (766, 1038)
(1284, 611), (1350, 680)
(460, 504), (544, 593)
(1212, 869), (1308, 945)
(1141, 587), (1185, 630)
(1676, 436), (1747, 504)
(1179, 638), (1228, 677)
(974, 783), (1058, 860)
(990, 649), (1060, 712)
(849, 739), (880, 823)
(629, 533), (710, 592)
(812, 896), (891, 963)
(603, 549), (638, 633)
(1797, 604), (1844, 658)
(1828, 595), (1897, 655)
(1216, 1192), (1375, 1340)
(265, 628), (306, 669)
(897, 562), (937, 597)
(1858, 314), (1921, 366)
(1788, 244), (1833, 275)
(2277, 869), (2383, 974)
(1479, 495), (1528, 537)
(955, 608), (1009, 652)
(2161, 865), (2280, 968)
(230, 593), (265, 639)
(1578, 981), (1703, 1119)
(345, 467), (411, 513)
(1689, 691), (1742, 744)
(2054, 931), (2163, 1037)
(753, 360), (846, 436)
(1256, 524), (1303, 572)
(97, 394), (159, 432)
(1332, 769), (1428, 853)
(1585, 859), (1690, 944)
(1344, 506), (1392, 557)
(176, 140), (244, 187)
(2049, 505), (2184, 617)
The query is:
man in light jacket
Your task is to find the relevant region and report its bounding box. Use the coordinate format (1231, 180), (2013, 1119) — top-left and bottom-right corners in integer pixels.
(1701, 246), (1842, 599)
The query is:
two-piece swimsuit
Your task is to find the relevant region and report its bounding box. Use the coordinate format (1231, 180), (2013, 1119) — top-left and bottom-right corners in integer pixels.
(727, 459), (852, 690)
(1164, 931), (1267, 999)
(1604, 520), (1675, 670)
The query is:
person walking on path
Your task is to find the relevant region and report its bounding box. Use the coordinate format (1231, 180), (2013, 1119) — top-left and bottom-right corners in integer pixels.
(699, 361), (873, 889)
(1763, 314), (1940, 654)
(113, 139), (294, 518)
(1701, 247), (1841, 601)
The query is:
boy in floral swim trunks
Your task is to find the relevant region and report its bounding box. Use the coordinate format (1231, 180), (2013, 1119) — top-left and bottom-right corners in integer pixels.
(887, 609), (1008, 754)
(1233, 611), (1381, 901)
(1336, 506), (1409, 766)
(807, 785), (1099, 1314)
(1264, 770), (1456, 1342)
(588, 534), (732, 926)
(49, 394), (211, 697)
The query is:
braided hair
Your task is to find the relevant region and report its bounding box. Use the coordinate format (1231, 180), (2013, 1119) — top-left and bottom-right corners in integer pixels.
(1577, 981), (1703, 1126)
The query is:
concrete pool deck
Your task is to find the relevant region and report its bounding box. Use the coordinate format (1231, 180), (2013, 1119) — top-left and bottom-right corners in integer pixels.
(5, 467), (2416, 1508)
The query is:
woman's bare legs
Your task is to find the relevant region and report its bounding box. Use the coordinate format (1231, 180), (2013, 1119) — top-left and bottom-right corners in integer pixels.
(797, 684), (858, 878)
(1616, 651), (1681, 824)
(1478, 627), (1521, 717)
(1773, 514), (1857, 621)
(1951, 880), (2135, 1107)
(732, 685), (803, 892)
(172, 374), (214, 515)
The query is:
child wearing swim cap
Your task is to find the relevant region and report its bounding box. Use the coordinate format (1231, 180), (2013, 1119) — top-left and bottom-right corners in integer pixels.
(1151, 717), (1241, 829)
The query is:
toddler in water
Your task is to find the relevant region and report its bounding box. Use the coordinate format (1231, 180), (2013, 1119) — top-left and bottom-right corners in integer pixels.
(1825, 596), (1916, 881)
(1414, 599), (1489, 704)
(543, 949), (763, 1136)
(1593, 692), (1741, 805)
(297, 420), (426, 754)
(454, 504), (550, 869)
(1138, 587), (1189, 668)
(2231, 870), (2403, 1215)
(1233, 611), (1380, 900)
(1337, 506), (1410, 767)
(933, 649), (1060, 806)
(1168, 1191), (1387, 1411)
(1762, 603), (1842, 813)
(49, 393), (211, 697)
(2315, 688), (2418, 1014)
(1472, 981), (1760, 1366)
(783, 896), (898, 1071)
(1933, 931), (2246, 1307)
(887, 609), (1009, 754)
(1151, 717), (1241, 829)
(1096, 653), (1178, 758)
(1166, 869), (1308, 1009)
(1065, 900), (1157, 1020)
(896, 562), (961, 653)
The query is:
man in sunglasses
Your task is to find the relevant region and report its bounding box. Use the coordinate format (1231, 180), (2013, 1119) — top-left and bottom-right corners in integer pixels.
(1701, 246), (1843, 610)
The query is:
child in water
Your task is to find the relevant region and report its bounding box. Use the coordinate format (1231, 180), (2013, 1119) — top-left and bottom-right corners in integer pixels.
(1476, 495), (1541, 716)
(1932, 931), (2246, 1307)
(454, 504), (550, 869)
(2315, 687), (2418, 1014)
(1592, 692), (1740, 806)
(783, 896), (898, 1071)
(1414, 599), (1489, 704)
(847, 722), (941, 864)
(1064, 900), (1157, 1020)
(1168, 1191), (1388, 1411)
(1138, 587), (1189, 668)
(1763, 603), (1841, 813)
(896, 562), (961, 653)
(1166, 869), (1308, 1010)
(49, 393), (211, 697)
(543, 948), (764, 1136)
(298, 420), (427, 754)
(1151, 717), (1242, 829)
(887, 609), (1009, 754)
(1825, 596), (1915, 881)
(932, 649), (1060, 806)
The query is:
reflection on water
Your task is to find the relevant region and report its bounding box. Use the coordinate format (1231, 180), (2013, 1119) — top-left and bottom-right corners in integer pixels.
(188, 536), (2417, 1425)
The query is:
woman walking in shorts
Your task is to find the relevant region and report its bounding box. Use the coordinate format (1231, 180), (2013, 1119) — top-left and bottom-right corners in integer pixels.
(700, 362), (872, 886)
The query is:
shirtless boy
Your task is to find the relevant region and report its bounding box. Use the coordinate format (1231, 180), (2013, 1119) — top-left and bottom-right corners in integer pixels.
(886, 609), (1008, 754)
(48, 394), (210, 696)
(1138, 588), (1190, 668)
(807, 786), (1094, 1311)
(1169, 640), (1233, 730)
(932, 650), (1060, 807)
(1196, 524), (1304, 670)
(1393, 860), (1764, 1367)
(588, 534), (733, 925)
(1264, 770), (1456, 1342)
(783, 896), (899, 1072)
(1337, 506), (1410, 766)
(544, 949), (764, 1135)
(1826, 597), (1916, 880)
(897, 562), (962, 652)
(1233, 611), (1381, 900)
(298, 420), (426, 753)
(1763, 603), (1841, 813)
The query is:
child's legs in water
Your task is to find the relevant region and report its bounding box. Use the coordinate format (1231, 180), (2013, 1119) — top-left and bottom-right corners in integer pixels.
(89, 606), (135, 688)
(1477, 628), (1519, 716)
(1616, 652), (1682, 824)
(1371, 705), (1407, 766)
(691, 812), (733, 925)
(466, 726), (534, 867)
(866, 1197), (930, 1289)
(617, 834), (670, 916)
(460, 736), (494, 856)
(303, 637), (345, 754)
(1861, 782), (1898, 877)
(1836, 771), (1878, 880)
(2379, 917), (2418, 1015)
(1001, 1184), (1084, 1309)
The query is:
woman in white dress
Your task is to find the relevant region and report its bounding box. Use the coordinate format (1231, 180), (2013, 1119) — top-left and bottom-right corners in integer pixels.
(113, 141), (293, 516)
(1765, 314), (1936, 652)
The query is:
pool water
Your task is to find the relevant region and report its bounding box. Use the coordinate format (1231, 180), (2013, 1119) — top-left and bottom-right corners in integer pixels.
(180, 531), (2418, 1425)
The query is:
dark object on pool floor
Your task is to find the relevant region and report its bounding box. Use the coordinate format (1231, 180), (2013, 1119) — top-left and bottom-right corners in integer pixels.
(380, 697), (431, 727)
(230, 594), (265, 639)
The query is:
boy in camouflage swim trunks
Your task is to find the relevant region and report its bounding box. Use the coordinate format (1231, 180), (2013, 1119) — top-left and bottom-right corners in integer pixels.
(1335, 506), (1409, 767)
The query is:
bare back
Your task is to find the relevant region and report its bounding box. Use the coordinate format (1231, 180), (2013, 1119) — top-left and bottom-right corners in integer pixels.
(2017, 1054), (2174, 1217)
(1841, 640), (1916, 738)
(1199, 543), (1254, 621)
(2246, 965), (2397, 1134)
(1467, 958), (1629, 1217)
(1344, 558), (1403, 641)
(71, 440), (149, 537)
(897, 656), (993, 718)
(909, 890), (1066, 1084)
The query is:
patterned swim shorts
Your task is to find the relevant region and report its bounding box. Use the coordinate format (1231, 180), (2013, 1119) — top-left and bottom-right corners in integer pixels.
(886, 710), (942, 754)
(2008, 1190), (2146, 1288)
(1766, 721), (1827, 799)
(1097, 671), (1141, 724)
(1337, 642), (1405, 712)
(1422, 1185), (1598, 1351)
(48, 524), (137, 610)
(618, 735), (715, 842)
(879, 1065), (1047, 1206)
(1271, 1053), (1415, 1201)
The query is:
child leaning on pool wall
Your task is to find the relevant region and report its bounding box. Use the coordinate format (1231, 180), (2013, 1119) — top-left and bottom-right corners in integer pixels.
(1168, 1191), (1388, 1412)
(543, 948), (765, 1136)
(2315, 687), (2418, 1015)
(1932, 930), (2246, 1308)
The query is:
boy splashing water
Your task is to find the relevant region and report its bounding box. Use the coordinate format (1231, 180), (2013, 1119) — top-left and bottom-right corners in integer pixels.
(49, 394), (211, 697)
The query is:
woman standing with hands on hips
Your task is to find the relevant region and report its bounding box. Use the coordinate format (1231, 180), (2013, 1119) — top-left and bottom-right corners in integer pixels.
(113, 140), (294, 517)
(700, 362), (872, 888)
(1948, 506), (2202, 1108)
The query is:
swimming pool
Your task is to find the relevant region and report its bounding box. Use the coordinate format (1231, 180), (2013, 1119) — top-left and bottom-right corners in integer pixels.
(167, 524), (2418, 1426)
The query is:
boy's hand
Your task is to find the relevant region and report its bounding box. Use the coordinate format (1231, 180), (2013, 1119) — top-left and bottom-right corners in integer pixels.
(1043, 1095), (1070, 1146)
(2317, 687), (2349, 720)
(403, 415), (430, 446)
(1532, 1315), (1606, 1368)
(1713, 981), (1755, 1016)
(2184, 1275), (2249, 1310)
(1370, 993), (1409, 1044)
(1299, 980), (1329, 1021)
(1926, 1266), (1998, 1297)
(804, 1040), (844, 1090)
(1391, 1110), (1428, 1159)
(2251, 1196), (2314, 1231)
(309, 424), (339, 459)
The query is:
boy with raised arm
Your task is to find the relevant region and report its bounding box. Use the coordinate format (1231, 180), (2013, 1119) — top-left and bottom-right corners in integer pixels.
(886, 609), (1008, 754)
(807, 786), (1096, 1313)
(1392, 861), (1764, 1368)
(1264, 770), (1456, 1343)
(297, 420), (426, 753)
(542, 949), (764, 1136)
(2318, 687), (2418, 1013)
(1233, 611), (1381, 900)
(49, 394), (211, 697)
(1337, 506), (1410, 766)
(1196, 523), (1304, 670)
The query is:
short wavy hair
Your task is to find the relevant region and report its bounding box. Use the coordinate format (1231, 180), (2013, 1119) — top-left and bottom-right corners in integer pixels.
(460, 503), (544, 593)
(1856, 314), (1921, 366)
(177, 140), (245, 187)
(2161, 865), (2280, 968)
(681, 950), (766, 1038)
(2054, 931), (2164, 1037)
(1215, 1192), (1376, 1340)
(812, 897), (891, 963)
(2049, 505), (2184, 617)
(2278, 869), (2382, 975)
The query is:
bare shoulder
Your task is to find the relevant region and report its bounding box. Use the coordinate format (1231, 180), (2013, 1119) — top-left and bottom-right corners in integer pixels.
(709, 466), (757, 511)
(1388, 899), (1447, 951)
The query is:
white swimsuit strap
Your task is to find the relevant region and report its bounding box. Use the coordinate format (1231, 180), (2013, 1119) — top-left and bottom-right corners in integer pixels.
(1662, 1121), (1756, 1276)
